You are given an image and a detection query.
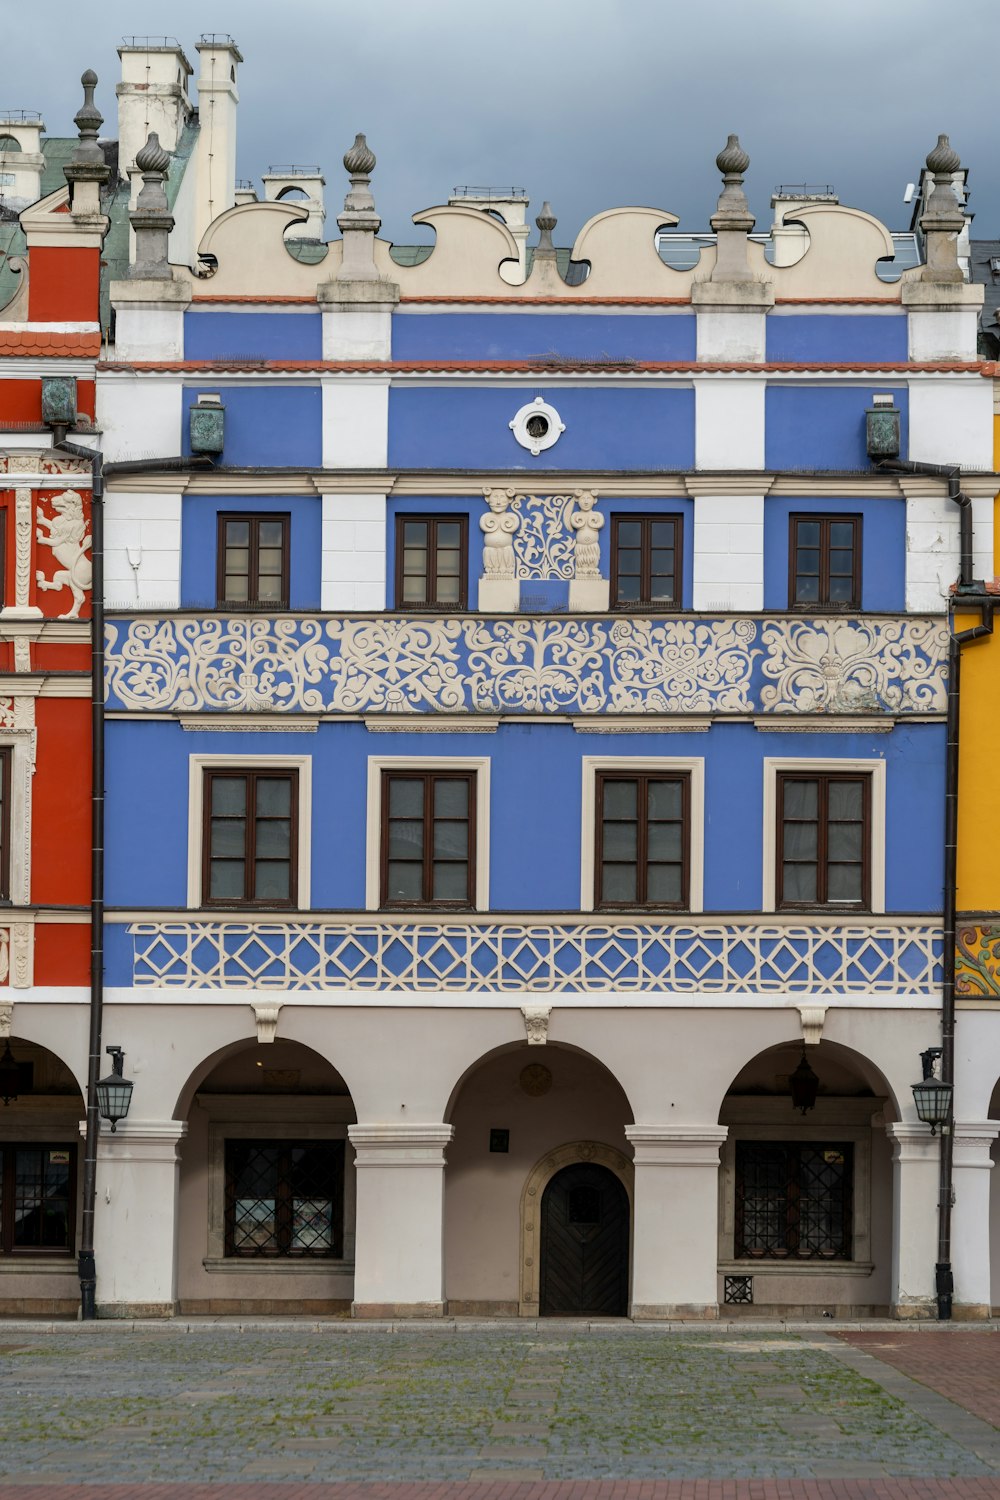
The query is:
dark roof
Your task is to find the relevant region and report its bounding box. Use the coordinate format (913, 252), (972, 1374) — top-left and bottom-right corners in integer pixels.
(969, 240), (1000, 354)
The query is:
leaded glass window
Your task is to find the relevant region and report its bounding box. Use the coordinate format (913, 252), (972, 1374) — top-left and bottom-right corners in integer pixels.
(0, 1144), (75, 1255)
(224, 1140), (344, 1258)
(735, 1141), (853, 1260)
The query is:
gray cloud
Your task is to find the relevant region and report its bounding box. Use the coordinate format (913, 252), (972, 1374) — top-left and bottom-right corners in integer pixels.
(13, 0), (1000, 242)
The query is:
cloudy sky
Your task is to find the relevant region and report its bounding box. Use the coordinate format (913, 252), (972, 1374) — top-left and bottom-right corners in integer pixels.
(10, 0), (999, 242)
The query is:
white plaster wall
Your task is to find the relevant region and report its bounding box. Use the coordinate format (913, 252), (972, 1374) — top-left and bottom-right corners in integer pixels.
(104, 491), (183, 609)
(905, 494), (994, 611)
(97, 379), (184, 464)
(696, 312), (766, 363)
(113, 306), (185, 362)
(907, 380), (994, 471)
(322, 381), (389, 468)
(908, 310), (980, 363)
(322, 309), (393, 361)
(691, 494), (764, 611)
(694, 381), (765, 471)
(321, 493), (387, 611)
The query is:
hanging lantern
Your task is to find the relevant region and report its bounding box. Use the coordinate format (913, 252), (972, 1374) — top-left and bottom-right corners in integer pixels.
(0, 1039), (19, 1106)
(789, 1048), (820, 1115)
(95, 1046), (133, 1133)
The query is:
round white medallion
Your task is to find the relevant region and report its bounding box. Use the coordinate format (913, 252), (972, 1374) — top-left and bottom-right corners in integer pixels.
(509, 397), (565, 456)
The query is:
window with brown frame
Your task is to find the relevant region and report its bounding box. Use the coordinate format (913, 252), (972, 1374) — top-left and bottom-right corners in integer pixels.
(381, 770), (475, 907)
(611, 515), (682, 608)
(596, 772), (690, 908)
(789, 515), (861, 609)
(217, 513), (290, 608)
(776, 772), (870, 909)
(224, 1139), (344, 1258)
(0, 508), (7, 606)
(0, 747), (11, 904)
(203, 769), (298, 907)
(395, 515), (467, 609)
(735, 1141), (853, 1260)
(0, 1143), (76, 1256)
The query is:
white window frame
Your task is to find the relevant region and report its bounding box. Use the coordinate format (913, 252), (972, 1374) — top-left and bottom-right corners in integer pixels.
(762, 757), (886, 915)
(580, 756), (705, 913)
(366, 755), (491, 911)
(187, 753), (313, 909)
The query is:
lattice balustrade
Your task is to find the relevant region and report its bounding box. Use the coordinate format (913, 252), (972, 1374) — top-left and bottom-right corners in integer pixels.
(127, 917), (941, 994)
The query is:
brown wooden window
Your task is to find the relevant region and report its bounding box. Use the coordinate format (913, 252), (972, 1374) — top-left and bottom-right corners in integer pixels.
(395, 515), (467, 609)
(0, 508), (6, 607)
(789, 515), (861, 609)
(776, 773), (870, 909)
(0, 747), (11, 904)
(596, 772), (689, 907)
(611, 515), (682, 608)
(217, 513), (290, 608)
(203, 769), (298, 907)
(0, 1143), (76, 1256)
(381, 770), (475, 907)
(735, 1141), (853, 1260)
(224, 1139), (344, 1258)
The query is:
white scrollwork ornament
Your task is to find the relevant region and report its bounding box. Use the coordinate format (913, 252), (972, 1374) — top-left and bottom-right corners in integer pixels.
(759, 618), (948, 714)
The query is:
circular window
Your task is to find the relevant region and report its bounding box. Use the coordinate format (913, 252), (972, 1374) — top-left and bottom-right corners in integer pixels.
(509, 397), (565, 456)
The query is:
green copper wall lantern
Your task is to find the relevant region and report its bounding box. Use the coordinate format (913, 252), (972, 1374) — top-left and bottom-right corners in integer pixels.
(866, 394), (900, 460)
(95, 1046), (134, 1132)
(189, 392), (225, 455)
(40, 376), (78, 435)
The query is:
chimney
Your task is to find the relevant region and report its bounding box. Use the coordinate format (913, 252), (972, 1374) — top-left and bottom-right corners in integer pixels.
(261, 166), (325, 239)
(0, 112), (45, 212)
(193, 34), (242, 241)
(116, 37), (193, 186)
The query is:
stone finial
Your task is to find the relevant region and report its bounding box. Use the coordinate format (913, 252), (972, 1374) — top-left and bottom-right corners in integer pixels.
(336, 131), (381, 282)
(344, 132), (376, 178)
(129, 131), (174, 280)
(535, 201), (557, 255)
(716, 133), (750, 177)
(710, 133), (754, 282)
(920, 132), (966, 284)
(135, 131), (170, 176)
(926, 133), (961, 175)
(64, 69), (109, 211)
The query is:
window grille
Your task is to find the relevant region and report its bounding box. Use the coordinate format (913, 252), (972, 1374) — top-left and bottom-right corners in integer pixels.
(224, 1139), (344, 1258)
(735, 1141), (853, 1260)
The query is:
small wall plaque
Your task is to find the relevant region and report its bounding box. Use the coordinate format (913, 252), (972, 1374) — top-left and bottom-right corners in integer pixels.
(489, 1128), (510, 1153)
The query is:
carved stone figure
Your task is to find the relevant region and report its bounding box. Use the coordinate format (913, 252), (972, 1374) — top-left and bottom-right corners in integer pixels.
(36, 491), (92, 619)
(480, 488), (518, 578)
(569, 490), (604, 578)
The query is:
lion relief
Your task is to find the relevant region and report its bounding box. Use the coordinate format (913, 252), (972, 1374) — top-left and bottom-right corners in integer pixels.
(36, 490), (93, 619)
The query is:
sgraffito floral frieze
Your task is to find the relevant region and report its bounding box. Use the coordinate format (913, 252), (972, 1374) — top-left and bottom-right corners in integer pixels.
(956, 925), (1000, 999)
(105, 614), (948, 717)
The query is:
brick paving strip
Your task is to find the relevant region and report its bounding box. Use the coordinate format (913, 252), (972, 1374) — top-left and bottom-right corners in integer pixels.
(835, 1332), (1000, 1430)
(1, 1482), (1000, 1498)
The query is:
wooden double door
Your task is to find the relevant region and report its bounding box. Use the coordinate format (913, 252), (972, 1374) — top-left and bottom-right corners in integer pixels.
(539, 1162), (629, 1317)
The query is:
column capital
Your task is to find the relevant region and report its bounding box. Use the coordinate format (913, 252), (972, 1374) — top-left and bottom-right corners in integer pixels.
(84, 1118), (188, 1162)
(885, 1119), (939, 1160)
(626, 1124), (728, 1166)
(349, 1123), (453, 1167)
(953, 1119), (1000, 1165)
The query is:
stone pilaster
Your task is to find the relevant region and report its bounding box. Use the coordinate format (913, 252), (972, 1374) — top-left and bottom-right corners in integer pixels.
(349, 1123), (453, 1317)
(625, 1124), (728, 1319)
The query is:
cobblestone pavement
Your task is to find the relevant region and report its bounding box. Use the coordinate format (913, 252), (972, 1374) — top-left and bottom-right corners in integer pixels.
(0, 1326), (998, 1490)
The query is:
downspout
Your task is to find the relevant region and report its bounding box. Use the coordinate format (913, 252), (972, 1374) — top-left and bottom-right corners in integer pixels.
(879, 455), (991, 1319)
(51, 432), (213, 1320)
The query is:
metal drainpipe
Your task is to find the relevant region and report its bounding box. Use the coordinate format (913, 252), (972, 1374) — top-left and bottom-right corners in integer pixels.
(51, 433), (213, 1320)
(878, 455), (990, 1318)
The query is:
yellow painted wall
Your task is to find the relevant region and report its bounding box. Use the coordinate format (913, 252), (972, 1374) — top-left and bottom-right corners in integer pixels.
(955, 411), (1000, 913)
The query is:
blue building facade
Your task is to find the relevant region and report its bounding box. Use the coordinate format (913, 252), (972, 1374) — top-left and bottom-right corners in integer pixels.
(79, 126), (999, 1322)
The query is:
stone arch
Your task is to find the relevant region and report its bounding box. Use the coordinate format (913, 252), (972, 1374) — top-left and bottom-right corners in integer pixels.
(519, 1139), (633, 1316)
(444, 1036), (637, 1125)
(719, 1036), (899, 1122)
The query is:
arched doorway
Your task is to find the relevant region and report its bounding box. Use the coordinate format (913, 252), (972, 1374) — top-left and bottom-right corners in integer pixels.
(540, 1160), (629, 1316)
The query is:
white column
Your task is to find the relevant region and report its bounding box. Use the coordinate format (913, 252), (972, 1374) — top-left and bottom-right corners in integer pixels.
(886, 1121), (939, 1318)
(690, 492), (765, 612)
(625, 1124), (727, 1320)
(349, 1123), (453, 1317)
(952, 1120), (1000, 1319)
(92, 1121), (186, 1318)
(321, 493), (387, 611)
